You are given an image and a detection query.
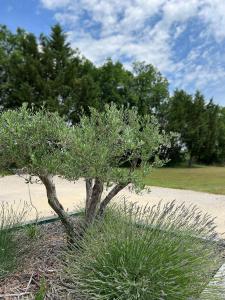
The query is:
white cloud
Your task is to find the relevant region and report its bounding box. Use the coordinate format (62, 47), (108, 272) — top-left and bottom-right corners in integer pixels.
(40, 0), (225, 103)
(41, 0), (70, 9)
(55, 12), (78, 25)
(200, 0), (225, 42)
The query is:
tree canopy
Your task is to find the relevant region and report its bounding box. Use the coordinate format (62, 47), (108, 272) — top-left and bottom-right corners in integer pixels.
(167, 89), (223, 166)
(0, 104), (170, 237)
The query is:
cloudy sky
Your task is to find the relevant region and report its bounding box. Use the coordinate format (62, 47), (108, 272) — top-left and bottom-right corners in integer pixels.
(1, 0), (225, 105)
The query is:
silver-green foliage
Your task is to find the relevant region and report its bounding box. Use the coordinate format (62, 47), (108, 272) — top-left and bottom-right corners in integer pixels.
(0, 104), (70, 175)
(65, 104), (170, 190)
(63, 201), (222, 300)
(0, 104), (169, 189)
(0, 104), (171, 230)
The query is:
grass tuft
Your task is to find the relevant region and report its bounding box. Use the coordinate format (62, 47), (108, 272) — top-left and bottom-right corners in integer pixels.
(62, 201), (223, 300)
(144, 166), (225, 194)
(0, 202), (28, 278)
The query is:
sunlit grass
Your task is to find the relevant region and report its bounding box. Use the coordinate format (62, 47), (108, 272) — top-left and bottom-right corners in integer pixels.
(144, 166), (225, 194)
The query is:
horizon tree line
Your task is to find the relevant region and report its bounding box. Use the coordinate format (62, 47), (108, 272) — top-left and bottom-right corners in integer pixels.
(0, 23), (225, 166)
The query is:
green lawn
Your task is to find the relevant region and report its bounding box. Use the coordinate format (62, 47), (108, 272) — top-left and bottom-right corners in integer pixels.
(144, 166), (225, 195)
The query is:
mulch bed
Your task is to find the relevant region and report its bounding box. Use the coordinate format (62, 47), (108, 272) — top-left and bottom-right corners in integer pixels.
(1, 217), (225, 300)
(0, 218), (81, 300)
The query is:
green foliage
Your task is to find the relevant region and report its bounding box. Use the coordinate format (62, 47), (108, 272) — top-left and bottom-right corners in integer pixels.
(0, 104), (70, 175)
(0, 202), (27, 278)
(64, 103), (170, 191)
(0, 104), (169, 190)
(0, 24), (99, 123)
(200, 100), (220, 164)
(217, 107), (225, 163)
(26, 223), (40, 240)
(168, 90), (215, 166)
(0, 24), (170, 127)
(0, 26), (43, 109)
(0, 103), (170, 226)
(1, 23), (225, 165)
(39, 24), (83, 119)
(167, 89), (225, 165)
(63, 202), (222, 300)
(34, 277), (47, 300)
(97, 58), (135, 107)
(132, 62), (169, 121)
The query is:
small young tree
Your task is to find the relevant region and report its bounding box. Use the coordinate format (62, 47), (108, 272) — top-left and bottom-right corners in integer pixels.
(63, 104), (170, 224)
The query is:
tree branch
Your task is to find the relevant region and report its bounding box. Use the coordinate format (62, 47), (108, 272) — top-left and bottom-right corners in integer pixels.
(97, 183), (127, 217)
(39, 174), (75, 241)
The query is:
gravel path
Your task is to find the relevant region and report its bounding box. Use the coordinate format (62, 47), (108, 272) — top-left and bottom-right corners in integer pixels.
(1, 175), (225, 235)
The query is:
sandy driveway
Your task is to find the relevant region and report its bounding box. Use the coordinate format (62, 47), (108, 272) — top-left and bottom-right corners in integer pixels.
(1, 175), (225, 236)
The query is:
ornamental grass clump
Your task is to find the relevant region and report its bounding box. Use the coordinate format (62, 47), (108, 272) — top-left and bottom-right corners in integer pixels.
(63, 201), (223, 300)
(0, 202), (27, 278)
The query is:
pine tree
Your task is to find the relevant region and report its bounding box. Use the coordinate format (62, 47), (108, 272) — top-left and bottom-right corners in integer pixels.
(199, 100), (219, 164)
(40, 24), (100, 122)
(186, 91), (208, 166)
(0, 24), (100, 123)
(0, 27), (43, 109)
(39, 24), (79, 114)
(168, 90), (209, 166)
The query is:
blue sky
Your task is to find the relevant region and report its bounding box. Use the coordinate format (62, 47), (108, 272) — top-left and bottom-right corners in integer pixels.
(1, 0), (225, 105)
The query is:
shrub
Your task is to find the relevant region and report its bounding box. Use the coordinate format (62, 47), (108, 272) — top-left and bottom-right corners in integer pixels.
(62, 201), (223, 300)
(0, 202), (27, 278)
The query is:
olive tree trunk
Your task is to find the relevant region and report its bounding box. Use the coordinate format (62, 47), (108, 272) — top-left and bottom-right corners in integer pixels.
(85, 178), (93, 215)
(85, 178), (103, 224)
(84, 178), (128, 223)
(39, 174), (76, 242)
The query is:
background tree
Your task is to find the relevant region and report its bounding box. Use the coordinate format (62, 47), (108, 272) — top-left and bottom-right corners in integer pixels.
(199, 100), (220, 164)
(216, 107), (225, 164)
(97, 58), (135, 107)
(168, 90), (209, 166)
(0, 25), (13, 110)
(132, 62), (169, 126)
(167, 89), (192, 164)
(39, 24), (85, 120)
(0, 24), (99, 123)
(69, 60), (100, 123)
(0, 26), (46, 109)
(185, 91), (208, 166)
(9, 29), (43, 108)
(1, 23), (225, 166)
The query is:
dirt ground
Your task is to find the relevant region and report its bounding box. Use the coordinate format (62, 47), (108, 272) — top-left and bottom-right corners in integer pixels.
(0, 219), (82, 299)
(1, 175), (225, 235)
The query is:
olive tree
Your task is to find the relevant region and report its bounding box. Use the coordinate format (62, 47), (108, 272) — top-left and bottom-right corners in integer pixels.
(0, 105), (75, 239)
(0, 104), (170, 240)
(63, 104), (170, 224)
